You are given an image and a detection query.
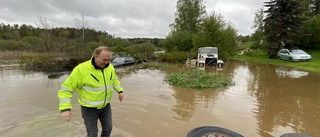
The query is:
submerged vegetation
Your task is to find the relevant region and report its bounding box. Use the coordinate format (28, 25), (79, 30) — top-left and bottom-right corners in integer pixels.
(116, 62), (233, 90)
(164, 69), (233, 89)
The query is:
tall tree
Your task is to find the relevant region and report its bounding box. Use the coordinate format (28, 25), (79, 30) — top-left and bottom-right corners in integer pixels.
(193, 12), (237, 59)
(164, 30), (193, 52)
(296, 0), (312, 17)
(35, 14), (54, 53)
(251, 8), (266, 49)
(74, 13), (90, 45)
(301, 14), (320, 49)
(19, 24), (34, 37)
(311, 0), (320, 15)
(166, 0), (206, 52)
(171, 0), (206, 33)
(264, 0), (305, 58)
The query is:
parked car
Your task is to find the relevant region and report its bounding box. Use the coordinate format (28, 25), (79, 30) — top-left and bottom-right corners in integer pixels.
(111, 56), (138, 67)
(277, 48), (311, 62)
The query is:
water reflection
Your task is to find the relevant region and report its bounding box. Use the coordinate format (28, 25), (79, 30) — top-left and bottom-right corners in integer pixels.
(275, 66), (309, 78)
(243, 61), (320, 136)
(0, 61), (319, 137)
(171, 87), (219, 122)
(171, 87), (196, 122)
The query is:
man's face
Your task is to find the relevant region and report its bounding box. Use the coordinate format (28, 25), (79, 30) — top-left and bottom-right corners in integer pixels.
(95, 50), (111, 69)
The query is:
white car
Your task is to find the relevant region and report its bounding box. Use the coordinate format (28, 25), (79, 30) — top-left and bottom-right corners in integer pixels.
(277, 48), (311, 62)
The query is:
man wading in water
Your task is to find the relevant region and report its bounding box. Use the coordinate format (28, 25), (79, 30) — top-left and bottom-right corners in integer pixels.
(58, 46), (124, 137)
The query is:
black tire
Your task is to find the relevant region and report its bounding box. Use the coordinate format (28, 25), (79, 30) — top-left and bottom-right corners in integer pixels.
(277, 55), (281, 60)
(289, 57), (293, 62)
(186, 126), (244, 137)
(280, 133), (317, 137)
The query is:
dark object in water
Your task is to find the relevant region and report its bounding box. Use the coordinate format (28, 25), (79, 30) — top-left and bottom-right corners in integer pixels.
(48, 72), (66, 79)
(111, 56), (138, 68)
(187, 126), (244, 137)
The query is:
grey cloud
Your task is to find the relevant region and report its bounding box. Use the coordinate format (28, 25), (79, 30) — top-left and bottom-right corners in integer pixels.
(0, 0), (265, 38)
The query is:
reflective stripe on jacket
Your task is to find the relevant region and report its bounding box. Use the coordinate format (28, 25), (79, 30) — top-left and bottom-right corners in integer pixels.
(58, 59), (123, 111)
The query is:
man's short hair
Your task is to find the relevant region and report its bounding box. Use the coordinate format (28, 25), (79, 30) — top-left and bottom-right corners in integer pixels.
(93, 46), (110, 56)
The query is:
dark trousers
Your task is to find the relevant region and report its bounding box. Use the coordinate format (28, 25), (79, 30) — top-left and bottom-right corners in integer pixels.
(81, 103), (112, 137)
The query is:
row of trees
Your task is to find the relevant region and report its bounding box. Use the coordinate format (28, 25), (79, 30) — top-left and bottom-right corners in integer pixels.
(163, 0), (238, 59)
(252, 0), (320, 57)
(0, 19), (163, 71)
(0, 22), (163, 62)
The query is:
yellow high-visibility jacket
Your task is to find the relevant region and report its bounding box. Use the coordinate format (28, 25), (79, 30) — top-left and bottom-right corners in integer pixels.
(58, 58), (123, 111)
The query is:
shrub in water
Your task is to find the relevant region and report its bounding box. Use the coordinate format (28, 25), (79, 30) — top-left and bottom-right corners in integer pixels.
(164, 69), (233, 89)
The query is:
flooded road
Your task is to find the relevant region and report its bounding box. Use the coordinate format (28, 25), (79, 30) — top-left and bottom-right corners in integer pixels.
(0, 60), (319, 137)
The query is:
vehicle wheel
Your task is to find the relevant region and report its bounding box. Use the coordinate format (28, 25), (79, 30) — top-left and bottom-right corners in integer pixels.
(280, 133), (317, 137)
(277, 56), (281, 60)
(288, 57), (292, 62)
(186, 126), (244, 137)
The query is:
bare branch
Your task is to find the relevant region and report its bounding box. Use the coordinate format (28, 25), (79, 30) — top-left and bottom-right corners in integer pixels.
(74, 12), (90, 29)
(35, 14), (53, 29)
(74, 12), (90, 44)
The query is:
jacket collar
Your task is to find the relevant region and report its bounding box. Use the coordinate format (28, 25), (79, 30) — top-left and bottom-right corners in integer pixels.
(91, 57), (109, 69)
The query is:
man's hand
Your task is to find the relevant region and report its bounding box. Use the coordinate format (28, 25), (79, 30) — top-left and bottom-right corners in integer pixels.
(118, 92), (124, 102)
(60, 111), (72, 122)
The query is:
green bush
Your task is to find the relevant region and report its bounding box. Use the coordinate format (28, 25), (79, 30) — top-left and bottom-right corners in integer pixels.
(86, 41), (101, 51)
(157, 51), (196, 63)
(163, 31), (193, 52)
(19, 54), (69, 72)
(19, 36), (44, 52)
(126, 42), (157, 61)
(164, 69), (233, 89)
(245, 49), (268, 57)
(301, 15), (320, 49)
(0, 39), (21, 50)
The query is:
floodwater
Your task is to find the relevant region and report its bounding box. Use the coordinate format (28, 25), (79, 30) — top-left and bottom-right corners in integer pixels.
(0, 60), (319, 137)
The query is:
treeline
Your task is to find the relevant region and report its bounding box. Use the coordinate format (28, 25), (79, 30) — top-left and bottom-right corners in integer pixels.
(0, 23), (164, 53)
(0, 23), (166, 72)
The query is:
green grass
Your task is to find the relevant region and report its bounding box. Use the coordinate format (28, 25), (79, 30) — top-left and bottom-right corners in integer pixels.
(232, 49), (320, 73)
(164, 69), (233, 89)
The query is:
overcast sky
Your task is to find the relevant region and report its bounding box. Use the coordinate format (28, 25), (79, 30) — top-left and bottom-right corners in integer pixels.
(0, 0), (265, 38)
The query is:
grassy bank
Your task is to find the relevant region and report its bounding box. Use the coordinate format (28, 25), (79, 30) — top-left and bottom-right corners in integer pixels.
(0, 51), (76, 72)
(0, 51), (30, 64)
(232, 49), (320, 73)
(0, 51), (67, 61)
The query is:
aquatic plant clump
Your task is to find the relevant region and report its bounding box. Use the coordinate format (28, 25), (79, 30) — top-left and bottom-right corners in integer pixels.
(164, 69), (233, 89)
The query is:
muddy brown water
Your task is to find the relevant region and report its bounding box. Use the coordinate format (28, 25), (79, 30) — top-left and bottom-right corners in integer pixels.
(0, 60), (319, 137)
